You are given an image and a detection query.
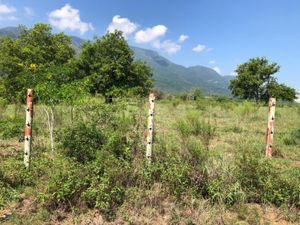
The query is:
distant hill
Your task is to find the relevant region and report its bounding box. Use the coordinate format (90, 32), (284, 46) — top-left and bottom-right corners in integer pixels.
(0, 26), (234, 95)
(0, 26), (19, 39)
(132, 47), (233, 95)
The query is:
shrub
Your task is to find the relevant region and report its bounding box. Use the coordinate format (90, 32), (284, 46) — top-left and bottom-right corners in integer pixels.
(82, 173), (125, 219)
(178, 92), (189, 101)
(235, 145), (300, 207)
(0, 117), (24, 139)
(40, 156), (89, 208)
(206, 178), (244, 205)
(161, 156), (191, 197)
(171, 98), (180, 108)
(58, 123), (105, 163)
(195, 98), (208, 110)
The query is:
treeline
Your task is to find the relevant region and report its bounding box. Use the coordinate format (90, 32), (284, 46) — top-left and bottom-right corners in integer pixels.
(0, 23), (153, 105)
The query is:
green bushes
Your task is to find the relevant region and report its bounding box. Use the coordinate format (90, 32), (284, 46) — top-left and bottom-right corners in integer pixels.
(59, 123), (105, 163)
(42, 156), (88, 208)
(1, 99), (300, 223)
(161, 156), (191, 197)
(39, 102), (135, 219)
(0, 117), (23, 139)
(0, 157), (34, 208)
(235, 146), (300, 207)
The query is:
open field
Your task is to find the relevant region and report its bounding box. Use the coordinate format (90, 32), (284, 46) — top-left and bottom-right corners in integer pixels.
(0, 97), (300, 224)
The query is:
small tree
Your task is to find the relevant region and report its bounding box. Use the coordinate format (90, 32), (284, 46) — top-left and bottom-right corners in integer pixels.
(229, 57), (296, 102)
(0, 24), (75, 102)
(191, 88), (203, 100)
(77, 30), (153, 102)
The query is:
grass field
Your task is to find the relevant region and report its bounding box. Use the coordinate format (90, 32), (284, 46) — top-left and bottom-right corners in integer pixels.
(0, 97), (300, 224)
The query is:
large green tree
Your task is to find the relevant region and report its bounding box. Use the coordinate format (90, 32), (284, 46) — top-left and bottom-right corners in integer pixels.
(77, 30), (153, 102)
(229, 57), (296, 102)
(0, 24), (76, 102)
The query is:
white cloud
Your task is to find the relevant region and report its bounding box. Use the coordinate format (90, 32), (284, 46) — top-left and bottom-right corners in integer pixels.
(213, 66), (221, 74)
(24, 7), (34, 16)
(178, 34), (189, 43)
(0, 3), (17, 21)
(209, 60), (216, 64)
(107, 15), (137, 38)
(134, 25), (167, 43)
(192, 44), (206, 53)
(0, 4), (16, 14)
(230, 72), (237, 76)
(48, 4), (94, 35)
(153, 40), (181, 54)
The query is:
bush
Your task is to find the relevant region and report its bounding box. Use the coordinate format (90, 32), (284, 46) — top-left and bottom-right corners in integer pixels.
(206, 178), (244, 205)
(171, 98), (180, 108)
(58, 123), (105, 163)
(40, 156), (89, 208)
(0, 117), (24, 139)
(235, 146), (300, 207)
(160, 156), (191, 197)
(178, 92), (189, 101)
(195, 98), (208, 110)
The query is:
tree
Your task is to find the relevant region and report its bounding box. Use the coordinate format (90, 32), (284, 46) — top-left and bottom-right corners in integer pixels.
(0, 24), (75, 102)
(229, 57), (296, 102)
(191, 88), (203, 100)
(77, 30), (153, 102)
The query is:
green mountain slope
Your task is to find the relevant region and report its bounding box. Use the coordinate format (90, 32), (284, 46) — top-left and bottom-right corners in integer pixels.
(133, 46), (233, 95)
(0, 26), (234, 95)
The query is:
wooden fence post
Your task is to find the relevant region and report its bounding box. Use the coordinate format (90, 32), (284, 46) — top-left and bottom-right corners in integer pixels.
(266, 97), (276, 157)
(146, 93), (155, 162)
(24, 89), (33, 168)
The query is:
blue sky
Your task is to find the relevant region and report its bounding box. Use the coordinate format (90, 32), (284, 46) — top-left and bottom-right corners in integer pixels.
(0, 0), (299, 92)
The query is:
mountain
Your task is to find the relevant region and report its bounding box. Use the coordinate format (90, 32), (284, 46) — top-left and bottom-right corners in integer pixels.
(0, 26), (234, 95)
(133, 47), (233, 95)
(0, 26), (19, 39)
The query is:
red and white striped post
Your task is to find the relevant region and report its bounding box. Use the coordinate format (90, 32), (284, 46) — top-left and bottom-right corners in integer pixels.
(24, 89), (33, 168)
(266, 97), (276, 157)
(146, 93), (155, 162)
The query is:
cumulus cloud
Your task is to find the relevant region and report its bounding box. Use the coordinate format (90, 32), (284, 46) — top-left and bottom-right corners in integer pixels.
(213, 66), (221, 74)
(153, 40), (181, 54)
(134, 25), (167, 43)
(24, 7), (34, 16)
(0, 4), (16, 14)
(48, 4), (94, 35)
(178, 34), (189, 43)
(0, 3), (17, 20)
(107, 15), (137, 38)
(192, 44), (206, 53)
(209, 60), (216, 64)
